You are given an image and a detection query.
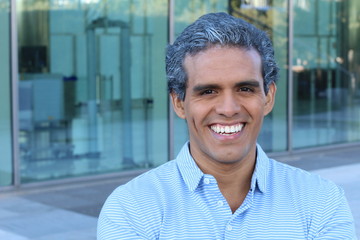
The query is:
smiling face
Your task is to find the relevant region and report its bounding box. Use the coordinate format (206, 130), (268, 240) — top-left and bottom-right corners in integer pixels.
(171, 46), (276, 168)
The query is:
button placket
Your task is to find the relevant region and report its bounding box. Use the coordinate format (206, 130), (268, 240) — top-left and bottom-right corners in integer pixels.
(226, 224), (233, 231)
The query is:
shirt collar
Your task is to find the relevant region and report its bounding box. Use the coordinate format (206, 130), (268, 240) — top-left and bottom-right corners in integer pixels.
(176, 142), (269, 193)
(251, 143), (269, 193)
(176, 142), (204, 192)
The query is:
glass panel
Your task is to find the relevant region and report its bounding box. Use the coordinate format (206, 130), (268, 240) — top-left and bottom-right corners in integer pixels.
(230, 0), (288, 152)
(293, 0), (360, 148)
(17, 0), (168, 183)
(0, 0), (13, 186)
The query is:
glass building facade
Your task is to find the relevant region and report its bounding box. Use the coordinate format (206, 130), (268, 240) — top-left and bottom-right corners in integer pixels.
(1, 0), (359, 187)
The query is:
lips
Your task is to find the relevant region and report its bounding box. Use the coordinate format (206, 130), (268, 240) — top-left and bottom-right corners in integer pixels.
(210, 123), (244, 135)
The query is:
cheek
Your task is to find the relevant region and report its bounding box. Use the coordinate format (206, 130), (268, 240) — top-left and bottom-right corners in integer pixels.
(246, 101), (267, 119)
(184, 102), (211, 125)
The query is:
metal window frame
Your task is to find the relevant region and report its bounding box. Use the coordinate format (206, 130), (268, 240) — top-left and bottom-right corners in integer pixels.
(287, 0), (294, 153)
(168, 0), (175, 161)
(10, 0), (20, 187)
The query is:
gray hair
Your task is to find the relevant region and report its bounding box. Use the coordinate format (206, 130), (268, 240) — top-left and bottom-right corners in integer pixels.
(166, 12), (279, 100)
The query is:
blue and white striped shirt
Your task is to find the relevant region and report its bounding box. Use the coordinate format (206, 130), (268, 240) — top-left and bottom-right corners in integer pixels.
(98, 143), (356, 239)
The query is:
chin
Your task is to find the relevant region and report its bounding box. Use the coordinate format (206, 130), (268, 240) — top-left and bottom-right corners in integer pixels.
(213, 153), (246, 164)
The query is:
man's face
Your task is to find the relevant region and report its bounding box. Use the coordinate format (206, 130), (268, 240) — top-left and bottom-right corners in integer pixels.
(171, 46), (276, 166)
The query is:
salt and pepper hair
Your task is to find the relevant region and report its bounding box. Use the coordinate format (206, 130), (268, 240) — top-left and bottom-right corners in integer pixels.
(166, 12), (279, 100)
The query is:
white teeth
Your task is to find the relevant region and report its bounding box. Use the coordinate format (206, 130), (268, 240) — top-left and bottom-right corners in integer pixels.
(225, 126), (230, 133)
(220, 126), (225, 133)
(210, 123), (244, 135)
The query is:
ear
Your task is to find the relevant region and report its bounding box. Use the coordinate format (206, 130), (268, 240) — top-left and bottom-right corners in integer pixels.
(170, 92), (186, 119)
(264, 82), (277, 116)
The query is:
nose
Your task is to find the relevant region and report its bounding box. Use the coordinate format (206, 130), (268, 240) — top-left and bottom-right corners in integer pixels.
(215, 92), (241, 118)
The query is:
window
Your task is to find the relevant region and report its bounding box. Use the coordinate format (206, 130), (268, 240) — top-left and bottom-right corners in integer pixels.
(17, 0), (168, 182)
(292, 0), (360, 148)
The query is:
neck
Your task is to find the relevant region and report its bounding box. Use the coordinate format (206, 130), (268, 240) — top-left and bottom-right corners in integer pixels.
(200, 156), (255, 192)
(194, 150), (257, 213)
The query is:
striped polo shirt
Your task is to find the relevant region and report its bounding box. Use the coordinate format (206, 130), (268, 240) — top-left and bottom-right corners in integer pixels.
(98, 142), (356, 239)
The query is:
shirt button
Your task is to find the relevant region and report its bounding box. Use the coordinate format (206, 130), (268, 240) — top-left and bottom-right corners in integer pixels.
(204, 178), (210, 184)
(217, 200), (224, 207)
(226, 225), (233, 231)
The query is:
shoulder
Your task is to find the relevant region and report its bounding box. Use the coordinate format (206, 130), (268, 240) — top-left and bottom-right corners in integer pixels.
(256, 144), (341, 198)
(125, 159), (180, 192)
(99, 160), (181, 238)
(102, 159), (185, 219)
(109, 159), (180, 204)
(269, 158), (342, 194)
(267, 158), (346, 214)
(268, 160), (356, 237)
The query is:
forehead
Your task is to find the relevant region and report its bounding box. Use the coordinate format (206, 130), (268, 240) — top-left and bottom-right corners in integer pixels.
(183, 46), (263, 85)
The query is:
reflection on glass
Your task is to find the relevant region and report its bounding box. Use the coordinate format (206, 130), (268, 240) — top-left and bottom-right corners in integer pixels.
(0, 0), (13, 186)
(229, 0), (288, 152)
(293, 0), (360, 148)
(17, 0), (168, 182)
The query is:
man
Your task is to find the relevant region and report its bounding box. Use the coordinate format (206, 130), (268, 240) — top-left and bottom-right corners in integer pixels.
(98, 12), (356, 239)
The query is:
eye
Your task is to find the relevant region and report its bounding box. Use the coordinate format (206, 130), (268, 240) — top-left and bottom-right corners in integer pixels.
(201, 89), (216, 95)
(239, 87), (253, 92)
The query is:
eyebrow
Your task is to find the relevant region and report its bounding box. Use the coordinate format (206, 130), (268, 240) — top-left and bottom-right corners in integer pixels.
(235, 80), (261, 88)
(192, 84), (221, 93)
(192, 80), (261, 92)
